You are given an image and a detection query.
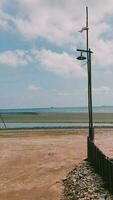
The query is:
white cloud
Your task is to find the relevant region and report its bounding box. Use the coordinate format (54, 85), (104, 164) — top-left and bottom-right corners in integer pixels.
(7, 0), (113, 45)
(1, 1), (113, 49)
(89, 22), (113, 69)
(28, 84), (41, 91)
(1, 0), (113, 76)
(0, 1), (89, 44)
(92, 40), (113, 68)
(0, 0), (113, 74)
(57, 92), (73, 96)
(0, 7), (17, 31)
(0, 50), (32, 67)
(0, 0), (113, 44)
(93, 86), (111, 95)
(13, 9), (75, 44)
(0, 48), (86, 78)
(36, 49), (86, 77)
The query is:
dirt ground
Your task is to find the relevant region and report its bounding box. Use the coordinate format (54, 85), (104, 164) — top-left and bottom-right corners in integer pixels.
(0, 128), (112, 200)
(95, 128), (113, 158)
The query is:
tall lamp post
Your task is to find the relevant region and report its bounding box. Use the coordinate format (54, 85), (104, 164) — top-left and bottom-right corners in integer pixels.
(76, 7), (94, 141)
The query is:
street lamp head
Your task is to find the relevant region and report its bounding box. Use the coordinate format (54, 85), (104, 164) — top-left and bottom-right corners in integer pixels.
(76, 52), (86, 60)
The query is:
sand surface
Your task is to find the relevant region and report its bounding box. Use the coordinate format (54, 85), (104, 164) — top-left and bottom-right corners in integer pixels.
(0, 128), (113, 200)
(95, 128), (113, 158)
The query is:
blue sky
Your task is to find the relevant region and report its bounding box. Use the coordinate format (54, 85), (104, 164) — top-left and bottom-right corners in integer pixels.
(0, 0), (113, 108)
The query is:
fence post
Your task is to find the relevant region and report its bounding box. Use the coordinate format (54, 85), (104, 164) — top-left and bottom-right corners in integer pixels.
(87, 138), (113, 195)
(110, 160), (113, 194)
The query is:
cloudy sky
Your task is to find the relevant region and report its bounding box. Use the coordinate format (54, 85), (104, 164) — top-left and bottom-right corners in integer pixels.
(0, 0), (113, 108)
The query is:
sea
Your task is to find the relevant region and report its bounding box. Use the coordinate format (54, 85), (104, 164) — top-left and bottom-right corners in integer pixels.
(1, 106), (113, 113)
(0, 106), (113, 129)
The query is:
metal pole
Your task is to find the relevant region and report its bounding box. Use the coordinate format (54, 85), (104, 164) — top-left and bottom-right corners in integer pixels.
(86, 7), (91, 137)
(86, 7), (89, 57)
(88, 49), (94, 140)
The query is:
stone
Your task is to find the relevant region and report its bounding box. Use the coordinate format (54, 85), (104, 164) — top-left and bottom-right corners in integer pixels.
(63, 161), (113, 200)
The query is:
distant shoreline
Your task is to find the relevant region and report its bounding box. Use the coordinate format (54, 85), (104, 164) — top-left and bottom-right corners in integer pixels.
(0, 112), (113, 123)
(1, 105), (113, 114)
(0, 112), (113, 129)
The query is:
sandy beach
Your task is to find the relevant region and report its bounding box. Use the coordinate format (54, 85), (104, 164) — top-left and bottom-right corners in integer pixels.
(0, 128), (113, 200)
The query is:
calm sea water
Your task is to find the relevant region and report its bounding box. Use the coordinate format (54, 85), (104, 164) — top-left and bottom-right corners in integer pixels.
(0, 106), (113, 113)
(1, 122), (113, 129)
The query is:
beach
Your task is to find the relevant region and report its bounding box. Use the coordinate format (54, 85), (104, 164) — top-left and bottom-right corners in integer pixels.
(0, 128), (113, 200)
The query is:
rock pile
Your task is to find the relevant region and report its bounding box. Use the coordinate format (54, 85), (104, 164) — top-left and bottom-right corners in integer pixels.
(63, 160), (113, 200)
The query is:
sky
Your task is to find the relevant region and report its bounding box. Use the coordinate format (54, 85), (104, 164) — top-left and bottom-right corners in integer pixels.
(0, 0), (113, 108)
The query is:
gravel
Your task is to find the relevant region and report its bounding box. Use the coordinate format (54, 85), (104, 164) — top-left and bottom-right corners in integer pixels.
(62, 160), (113, 200)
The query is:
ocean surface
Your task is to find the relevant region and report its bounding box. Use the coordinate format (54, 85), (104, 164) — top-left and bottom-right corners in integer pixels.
(1, 122), (113, 129)
(0, 106), (113, 113)
(0, 106), (113, 129)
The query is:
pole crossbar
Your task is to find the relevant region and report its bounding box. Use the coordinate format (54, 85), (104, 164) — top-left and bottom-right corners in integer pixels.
(77, 49), (93, 53)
